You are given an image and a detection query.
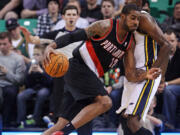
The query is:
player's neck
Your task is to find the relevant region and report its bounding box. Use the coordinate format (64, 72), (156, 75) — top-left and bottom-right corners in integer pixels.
(117, 21), (129, 40)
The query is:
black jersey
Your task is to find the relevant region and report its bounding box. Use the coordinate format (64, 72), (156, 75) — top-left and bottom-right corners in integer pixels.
(76, 19), (134, 77)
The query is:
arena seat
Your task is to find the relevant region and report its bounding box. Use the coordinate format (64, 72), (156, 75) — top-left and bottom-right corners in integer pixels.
(149, 0), (179, 23)
(18, 19), (37, 35)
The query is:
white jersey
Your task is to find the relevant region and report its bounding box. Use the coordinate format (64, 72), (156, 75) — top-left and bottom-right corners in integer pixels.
(116, 31), (161, 121)
(134, 31), (157, 69)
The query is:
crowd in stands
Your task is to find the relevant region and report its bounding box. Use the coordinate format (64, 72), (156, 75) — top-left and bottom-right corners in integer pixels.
(0, 0), (180, 134)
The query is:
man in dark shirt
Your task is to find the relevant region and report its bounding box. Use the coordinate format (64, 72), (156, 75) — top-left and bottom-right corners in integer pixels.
(81, 0), (103, 24)
(157, 29), (180, 128)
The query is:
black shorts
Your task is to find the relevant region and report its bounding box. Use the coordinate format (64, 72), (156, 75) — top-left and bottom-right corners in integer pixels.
(58, 90), (94, 121)
(64, 57), (108, 101)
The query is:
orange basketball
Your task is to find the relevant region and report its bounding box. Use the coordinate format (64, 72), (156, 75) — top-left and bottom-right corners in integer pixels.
(43, 53), (69, 77)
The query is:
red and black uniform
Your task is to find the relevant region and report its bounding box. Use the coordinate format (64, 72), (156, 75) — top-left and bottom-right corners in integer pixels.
(59, 19), (134, 120)
(74, 19), (133, 77)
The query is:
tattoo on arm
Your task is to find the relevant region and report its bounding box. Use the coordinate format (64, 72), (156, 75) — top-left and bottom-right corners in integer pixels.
(85, 20), (111, 39)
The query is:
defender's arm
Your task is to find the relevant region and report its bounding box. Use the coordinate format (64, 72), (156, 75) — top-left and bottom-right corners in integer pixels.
(124, 39), (147, 82)
(139, 13), (171, 81)
(124, 38), (161, 82)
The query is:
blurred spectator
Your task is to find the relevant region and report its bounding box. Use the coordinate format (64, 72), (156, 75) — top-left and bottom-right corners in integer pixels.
(0, 32), (26, 127)
(101, 0), (115, 19)
(81, 0), (103, 24)
(170, 23), (180, 49)
(5, 18), (34, 64)
(140, 96), (163, 135)
(157, 29), (180, 128)
(98, 0), (124, 10)
(4, 11), (18, 20)
(142, 0), (150, 13)
(0, 0), (22, 19)
(17, 45), (52, 128)
(161, 1), (180, 32)
(21, 0), (49, 18)
(54, 0), (89, 30)
(0, 0), (49, 19)
(36, 0), (61, 37)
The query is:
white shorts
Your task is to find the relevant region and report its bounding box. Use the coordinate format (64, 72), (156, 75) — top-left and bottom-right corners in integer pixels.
(116, 75), (161, 121)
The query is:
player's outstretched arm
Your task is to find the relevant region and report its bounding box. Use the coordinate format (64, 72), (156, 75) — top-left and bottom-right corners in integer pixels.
(43, 19), (111, 65)
(139, 13), (172, 82)
(54, 19), (111, 49)
(124, 39), (161, 82)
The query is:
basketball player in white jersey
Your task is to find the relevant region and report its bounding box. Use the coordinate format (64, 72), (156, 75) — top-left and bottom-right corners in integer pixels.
(116, 0), (172, 135)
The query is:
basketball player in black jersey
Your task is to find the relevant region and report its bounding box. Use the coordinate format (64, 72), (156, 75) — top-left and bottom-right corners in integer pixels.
(42, 4), (161, 135)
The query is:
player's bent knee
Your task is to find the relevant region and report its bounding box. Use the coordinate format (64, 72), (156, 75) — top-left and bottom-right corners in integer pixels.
(96, 95), (112, 111)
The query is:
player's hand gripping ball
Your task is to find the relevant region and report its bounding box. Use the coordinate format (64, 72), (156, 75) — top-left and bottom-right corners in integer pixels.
(43, 53), (69, 77)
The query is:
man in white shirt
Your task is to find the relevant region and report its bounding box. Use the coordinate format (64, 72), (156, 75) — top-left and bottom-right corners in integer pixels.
(54, 0), (89, 30)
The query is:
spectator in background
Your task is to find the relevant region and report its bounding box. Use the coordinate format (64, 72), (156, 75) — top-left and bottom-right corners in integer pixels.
(4, 11), (18, 20)
(140, 96), (163, 135)
(0, 0), (22, 19)
(81, 0), (103, 24)
(98, 0), (124, 11)
(54, 0), (89, 30)
(36, 0), (61, 37)
(98, 0), (125, 17)
(157, 29), (180, 128)
(0, 0), (49, 19)
(101, 0), (115, 19)
(142, 0), (150, 13)
(5, 18), (34, 64)
(161, 1), (180, 32)
(170, 23), (180, 49)
(17, 45), (52, 128)
(21, 0), (48, 18)
(0, 32), (26, 127)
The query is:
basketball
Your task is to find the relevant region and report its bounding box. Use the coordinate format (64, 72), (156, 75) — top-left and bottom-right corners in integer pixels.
(43, 53), (69, 77)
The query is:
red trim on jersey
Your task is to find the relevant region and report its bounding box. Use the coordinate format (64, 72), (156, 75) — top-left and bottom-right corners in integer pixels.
(86, 40), (104, 77)
(91, 19), (113, 41)
(126, 34), (134, 50)
(116, 19), (128, 44)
